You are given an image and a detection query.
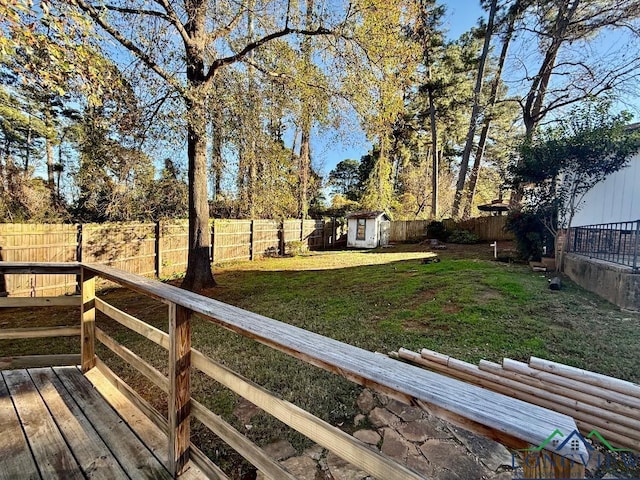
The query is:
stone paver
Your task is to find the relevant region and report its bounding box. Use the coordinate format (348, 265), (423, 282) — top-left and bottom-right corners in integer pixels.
(368, 406), (401, 428)
(420, 439), (489, 480)
(326, 451), (369, 480)
(281, 456), (318, 480)
(263, 439), (297, 461)
(447, 424), (513, 471)
(356, 389), (376, 413)
(398, 418), (448, 442)
(386, 399), (424, 422)
(257, 389), (522, 480)
(353, 429), (381, 446)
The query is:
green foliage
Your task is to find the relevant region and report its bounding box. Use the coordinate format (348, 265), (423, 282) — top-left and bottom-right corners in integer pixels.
(511, 98), (640, 236)
(504, 210), (545, 261)
(426, 220), (449, 241)
(328, 159), (361, 201)
(285, 240), (307, 256)
(446, 229), (479, 244)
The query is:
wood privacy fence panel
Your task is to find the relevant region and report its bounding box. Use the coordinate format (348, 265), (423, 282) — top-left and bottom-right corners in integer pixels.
(282, 220), (302, 255)
(158, 220), (189, 277)
(82, 223), (156, 276)
(444, 216), (513, 241)
(252, 220), (280, 258)
(0, 224), (77, 296)
(212, 220), (252, 263)
(303, 219), (325, 250)
(0, 218), (344, 295)
(389, 220), (429, 242)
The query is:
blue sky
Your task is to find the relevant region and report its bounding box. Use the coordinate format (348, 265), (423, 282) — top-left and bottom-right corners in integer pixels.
(312, 0), (487, 177)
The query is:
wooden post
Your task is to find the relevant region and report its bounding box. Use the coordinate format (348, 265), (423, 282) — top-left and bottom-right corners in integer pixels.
(279, 220), (285, 256)
(520, 449), (585, 479)
(155, 221), (162, 279)
(168, 302), (191, 477)
(210, 220), (215, 263)
(300, 218), (304, 241)
(75, 224), (83, 294)
(249, 220), (255, 261)
(80, 268), (96, 372)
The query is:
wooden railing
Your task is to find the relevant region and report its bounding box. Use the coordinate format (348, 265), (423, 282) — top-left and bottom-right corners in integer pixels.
(0, 262), (589, 479)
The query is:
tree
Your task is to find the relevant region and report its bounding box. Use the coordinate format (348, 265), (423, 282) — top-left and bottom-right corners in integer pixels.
(510, 99), (640, 268)
(328, 159), (361, 201)
(515, 0), (640, 140)
(70, 0), (352, 290)
(452, 0), (498, 218)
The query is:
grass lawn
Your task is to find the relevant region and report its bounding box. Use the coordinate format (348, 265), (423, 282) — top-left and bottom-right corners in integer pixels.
(1, 242), (639, 476)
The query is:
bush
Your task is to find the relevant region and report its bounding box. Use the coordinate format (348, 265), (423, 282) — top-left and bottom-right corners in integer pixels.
(504, 210), (545, 261)
(285, 240), (307, 256)
(427, 220), (449, 241)
(447, 229), (480, 244)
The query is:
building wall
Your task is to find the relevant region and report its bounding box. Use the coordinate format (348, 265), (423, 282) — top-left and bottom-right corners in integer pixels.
(571, 152), (640, 226)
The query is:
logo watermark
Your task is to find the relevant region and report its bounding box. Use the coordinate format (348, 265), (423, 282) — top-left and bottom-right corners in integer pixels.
(511, 429), (638, 480)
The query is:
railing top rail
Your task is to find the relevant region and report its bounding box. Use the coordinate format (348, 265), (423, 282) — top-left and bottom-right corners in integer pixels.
(0, 261), (586, 459)
(573, 220), (640, 229)
(77, 261), (584, 458)
(0, 262), (81, 275)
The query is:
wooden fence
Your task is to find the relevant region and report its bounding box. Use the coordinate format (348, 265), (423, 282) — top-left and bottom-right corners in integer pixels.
(0, 219), (343, 296)
(444, 216), (513, 241)
(389, 216), (513, 242)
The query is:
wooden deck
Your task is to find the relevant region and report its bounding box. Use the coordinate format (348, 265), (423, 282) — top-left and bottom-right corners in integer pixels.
(0, 366), (205, 480)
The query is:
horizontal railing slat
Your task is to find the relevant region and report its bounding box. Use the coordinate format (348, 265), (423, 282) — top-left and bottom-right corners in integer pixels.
(91, 360), (230, 480)
(82, 262), (584, 459)
(0, 262), (81, 275)
(0, 326), (80, 340)
(191, 350), (423, 480)
(0, 354), (80, 369)
(95, 298), (417, 479)
(191, 400), (296, 480)
(0, 296), (81, 308)
(95, 328), (169, 392)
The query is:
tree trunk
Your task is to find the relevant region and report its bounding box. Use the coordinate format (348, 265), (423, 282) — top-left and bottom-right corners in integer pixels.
(452, 0), (497, 218)
(182, 100), (216, 290)
(428, 85), (438, 218)
(297, 0), (314, 219)
(462, 9), (515, 219)
(181, 0), (215, 290)
(298, 129), (310, 218)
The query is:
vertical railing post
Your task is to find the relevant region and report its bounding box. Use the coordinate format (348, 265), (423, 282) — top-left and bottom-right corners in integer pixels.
(80, 267), (96, 372)
(168, 302), (191, 477)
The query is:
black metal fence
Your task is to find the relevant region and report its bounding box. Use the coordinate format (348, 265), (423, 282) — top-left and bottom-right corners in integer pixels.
(571, 220), (640, 271)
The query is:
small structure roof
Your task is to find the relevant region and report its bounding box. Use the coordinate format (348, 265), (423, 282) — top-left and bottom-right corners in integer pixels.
(477, 199), (510, 212)
(346, 211), (389, 220)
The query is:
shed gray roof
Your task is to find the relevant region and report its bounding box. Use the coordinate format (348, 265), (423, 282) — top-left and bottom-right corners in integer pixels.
(346, 211), (389, 220)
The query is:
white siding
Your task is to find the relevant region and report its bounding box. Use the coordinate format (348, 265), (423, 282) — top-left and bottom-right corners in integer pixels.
(571, 153), (640, 226)
(347, 218), (379, 248)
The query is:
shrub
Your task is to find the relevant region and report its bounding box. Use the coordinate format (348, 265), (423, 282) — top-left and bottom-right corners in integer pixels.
(447, 229), (480, 244)
(504, 210), (545, 261)
(286, 240), (307, 256)
(427, 220), (449, 241)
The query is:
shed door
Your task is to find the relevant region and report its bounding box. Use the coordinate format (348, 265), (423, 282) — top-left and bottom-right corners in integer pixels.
(379, 221), (390, 246)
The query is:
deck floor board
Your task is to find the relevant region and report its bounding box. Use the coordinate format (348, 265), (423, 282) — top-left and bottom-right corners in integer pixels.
(0, 367), (206, 479)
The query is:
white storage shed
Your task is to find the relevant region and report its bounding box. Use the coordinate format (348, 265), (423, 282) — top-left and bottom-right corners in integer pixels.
(346, 211), (391, 248)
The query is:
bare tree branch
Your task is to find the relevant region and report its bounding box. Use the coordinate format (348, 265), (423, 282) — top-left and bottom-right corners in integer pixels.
(152, 0), (192, 46)
(203, 25), (334, 88)
(102, 4), (169, 19)
(73, 0), (186, 96)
